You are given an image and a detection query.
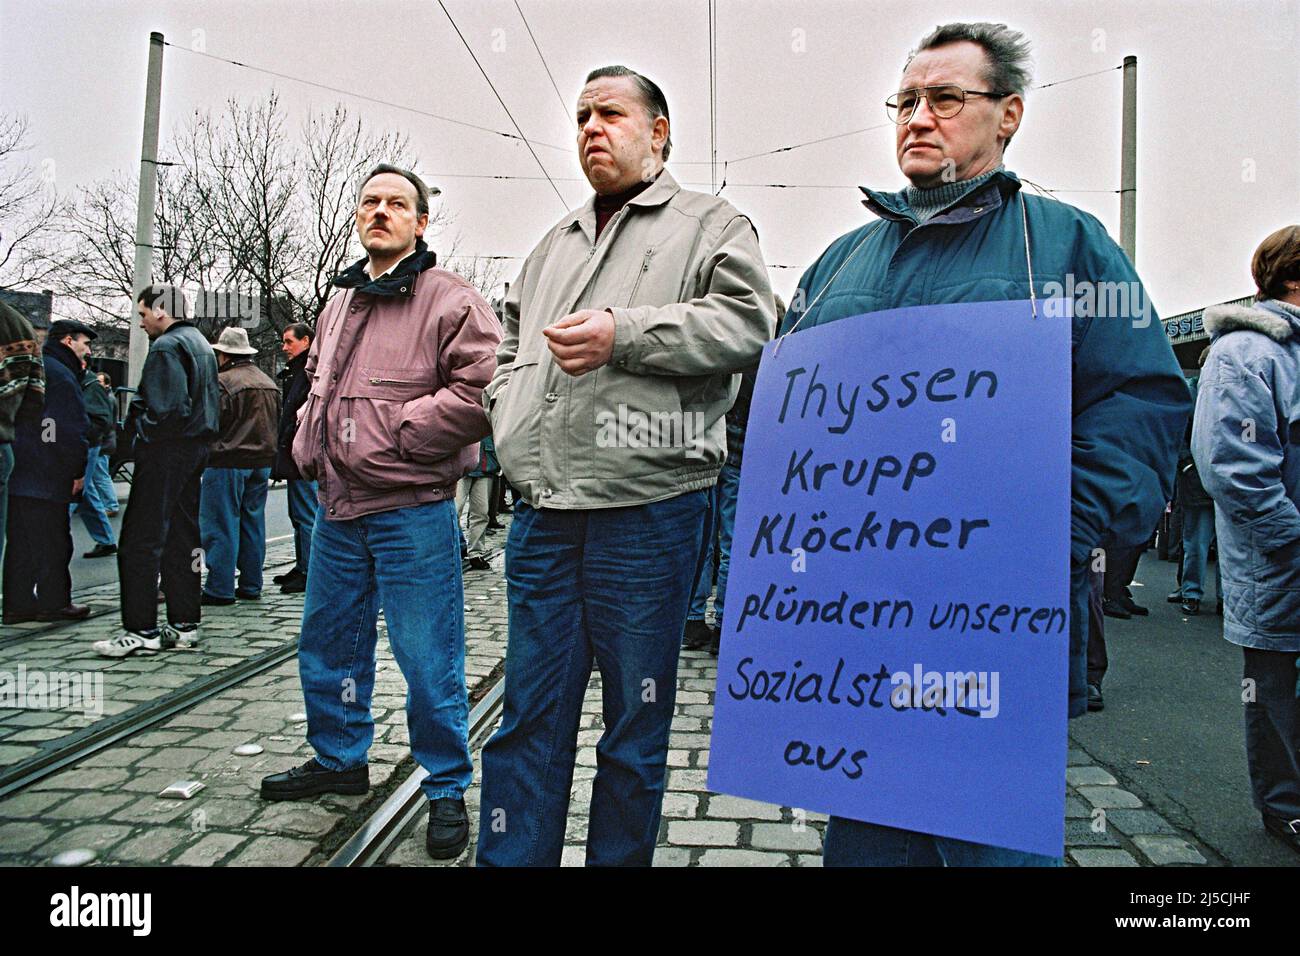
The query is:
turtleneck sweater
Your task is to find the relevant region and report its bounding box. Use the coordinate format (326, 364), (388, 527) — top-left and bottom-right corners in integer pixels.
(903, 165), (1003, 223)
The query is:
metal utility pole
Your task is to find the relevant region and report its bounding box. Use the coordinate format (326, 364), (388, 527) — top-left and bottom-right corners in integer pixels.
(128, 31), (165, 388)
(1119, 55), (1137, 265)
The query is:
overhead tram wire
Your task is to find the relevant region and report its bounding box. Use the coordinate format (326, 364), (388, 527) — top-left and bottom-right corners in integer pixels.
(436, 0), (569, 211)
(161, 42), (572, 156)
(708, 0), (718, 193)
(513, 0), (572, 125)
(715, 63), (1126, 167)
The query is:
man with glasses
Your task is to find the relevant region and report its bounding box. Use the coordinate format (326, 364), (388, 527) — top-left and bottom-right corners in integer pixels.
(783, 22), (1189, 865)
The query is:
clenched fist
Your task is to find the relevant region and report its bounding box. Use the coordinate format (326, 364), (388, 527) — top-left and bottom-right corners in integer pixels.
(543, 309), (616, 377)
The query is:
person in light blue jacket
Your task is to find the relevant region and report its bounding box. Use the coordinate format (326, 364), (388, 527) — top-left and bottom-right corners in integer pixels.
(786, 22), (1190, 866)
(1191, 225), (1300, 854)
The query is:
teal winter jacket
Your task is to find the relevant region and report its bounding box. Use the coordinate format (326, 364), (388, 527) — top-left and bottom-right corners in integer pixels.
(784, 169), (1191, 717)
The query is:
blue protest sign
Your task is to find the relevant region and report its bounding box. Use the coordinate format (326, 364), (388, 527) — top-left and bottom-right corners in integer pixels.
(707, 299), (1072, 857)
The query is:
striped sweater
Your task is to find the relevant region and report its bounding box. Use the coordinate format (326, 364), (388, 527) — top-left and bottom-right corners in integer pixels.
(0, 301), (45, 443)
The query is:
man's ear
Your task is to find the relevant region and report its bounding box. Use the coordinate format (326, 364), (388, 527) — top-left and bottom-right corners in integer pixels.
(998, 94), (1024, 145)
(415, 211), (430, 238)
(652, 116), (669, 157)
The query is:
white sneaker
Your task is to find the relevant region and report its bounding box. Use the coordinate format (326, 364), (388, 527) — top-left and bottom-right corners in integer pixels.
(161, 623), (200, 648)
(93, 631), (163, 658)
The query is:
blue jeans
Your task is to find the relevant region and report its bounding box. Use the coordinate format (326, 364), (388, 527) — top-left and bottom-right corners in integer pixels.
(71, 445), (116, 546)
(89, 446), (116, 512)
(286, 478), (317, 575)
(1179, 502), (1220, 601)
(200, 466), (270, 599)
(823, 818), (1062, 866)
(687, 484), (718, 620)
(712, 452), (741, 628)
(298, 499), (470, 800)
(477, 491), (708, 866)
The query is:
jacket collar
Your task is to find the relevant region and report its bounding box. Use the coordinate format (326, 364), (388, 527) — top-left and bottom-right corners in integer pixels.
(333, 238), (437, 297)
(42, 339), (83, 377)
(559, 168), (682, 234)
(860, 168), (1023, 226)
(1204, 299), (1300, 342)
(278, 350), (309, 381)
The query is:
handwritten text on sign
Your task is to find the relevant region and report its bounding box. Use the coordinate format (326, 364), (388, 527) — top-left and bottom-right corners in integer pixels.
(707, 299), (1071, 857)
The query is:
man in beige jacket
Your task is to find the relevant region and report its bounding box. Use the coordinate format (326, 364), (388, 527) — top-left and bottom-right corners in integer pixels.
(476, 65), (775, 867)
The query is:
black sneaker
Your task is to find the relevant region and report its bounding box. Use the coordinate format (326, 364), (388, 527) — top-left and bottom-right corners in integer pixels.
(681, 619), (712, 650)
(1263, 814), (1300, 853)
(426, 796), (470, 859)
(1181, 598), (1201, 615)
(260, 757), (369, 801)
(1166, 591), (1184, 603)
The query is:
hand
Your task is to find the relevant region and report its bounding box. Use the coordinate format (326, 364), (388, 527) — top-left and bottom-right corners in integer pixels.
(72, 477), (85, 496)
(542, 309), (616, 377)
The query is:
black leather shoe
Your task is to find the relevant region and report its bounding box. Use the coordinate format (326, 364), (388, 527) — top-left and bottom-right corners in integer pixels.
(2, 611), (40, 625)
(708, 626), (720, 657)
(1101, 598), (1131, 620)
(83, 543), (117, 559)
(260, 758), (369, 801)
(280, 576), (307, 594)
(465, 555), (491, 571)
(1087, 683), (1104, 712)
(272, 570), (300, 585)
(1263, 815), (1300, 853)
(426, 796), (469, 859)
(235, 589), (261, 600)
(1181, 598), (1201, 615)
(681, 619), (712, 650)
(37, 603), (91, 621)
(1119, 596), (1149, 616)
(1167, 591), (1184, 603)
(201, 593), (235, 607)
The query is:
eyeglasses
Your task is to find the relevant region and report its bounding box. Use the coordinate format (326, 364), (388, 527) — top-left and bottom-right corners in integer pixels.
(885, 85), (1011, 124)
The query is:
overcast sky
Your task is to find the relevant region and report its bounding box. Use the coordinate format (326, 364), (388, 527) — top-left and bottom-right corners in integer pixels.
(3, 0), (1297, 317)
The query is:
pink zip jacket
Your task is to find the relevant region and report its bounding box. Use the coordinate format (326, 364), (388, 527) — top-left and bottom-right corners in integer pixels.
(293, 244), (501, 520)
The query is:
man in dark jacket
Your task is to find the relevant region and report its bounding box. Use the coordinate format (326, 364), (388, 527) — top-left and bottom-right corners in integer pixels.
(73, 363), (119, 558)
(271, 322), (314, 593)
(4, 319), (92, 624)
(0, 301), (44, 579)
(200, 325), (280, 605)
(786, 23), (1190, 865)
(95, 285), (219, 657)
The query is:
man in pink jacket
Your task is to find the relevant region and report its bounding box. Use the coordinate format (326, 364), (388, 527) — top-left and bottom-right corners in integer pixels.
(259, 164), (500, 861)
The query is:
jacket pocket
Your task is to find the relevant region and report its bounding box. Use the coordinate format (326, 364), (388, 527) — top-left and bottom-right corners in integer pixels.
(333, 367), (434, 486)
(291, 376), (330, 481)
(491, 359), (542, 483)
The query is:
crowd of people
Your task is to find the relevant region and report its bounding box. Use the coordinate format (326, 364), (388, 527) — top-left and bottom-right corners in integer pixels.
(0, 20), (1295, 865)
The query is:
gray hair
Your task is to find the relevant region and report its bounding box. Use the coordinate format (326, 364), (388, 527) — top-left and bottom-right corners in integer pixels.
(584, 65), (672, 160)
(908, 22), (1032, 147)
(357, 163), (432, 218)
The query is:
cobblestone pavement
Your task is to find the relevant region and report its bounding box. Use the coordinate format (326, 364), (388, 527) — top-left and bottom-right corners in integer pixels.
(1, 518), (1221, 867)
(0, 533), (509, 866)
(384, 650), (1219, 868)
(0, 543), (303, 767)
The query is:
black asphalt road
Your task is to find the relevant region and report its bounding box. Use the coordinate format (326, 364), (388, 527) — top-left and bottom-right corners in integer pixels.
(1069, 550), (1299, 866)
(69, 481), (298, 592)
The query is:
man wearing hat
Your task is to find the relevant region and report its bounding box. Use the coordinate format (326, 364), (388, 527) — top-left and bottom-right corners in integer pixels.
(199, 325), (280, 605)
(95, 285), (218, 657)
(4, 319), (93, 624)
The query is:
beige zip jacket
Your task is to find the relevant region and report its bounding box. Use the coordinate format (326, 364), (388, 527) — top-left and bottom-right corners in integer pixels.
(486, 170), (775, 509)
